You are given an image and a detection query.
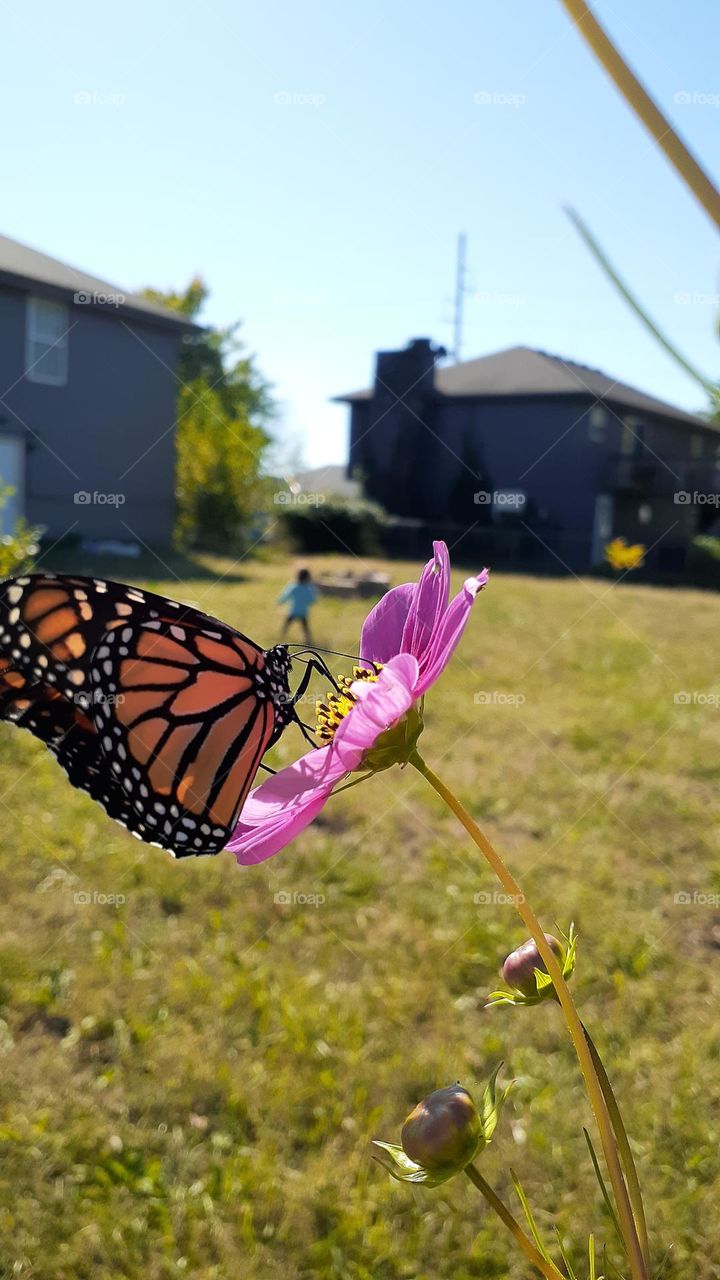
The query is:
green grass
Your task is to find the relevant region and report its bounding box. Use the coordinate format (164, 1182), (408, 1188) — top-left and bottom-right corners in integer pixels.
(1, 551), (719, 1279)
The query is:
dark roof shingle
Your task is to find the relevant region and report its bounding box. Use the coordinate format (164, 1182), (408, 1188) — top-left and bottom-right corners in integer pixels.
(335, 344), (711, 429)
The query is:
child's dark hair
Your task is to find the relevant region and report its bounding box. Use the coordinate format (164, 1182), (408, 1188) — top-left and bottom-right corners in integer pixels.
(297, 567), (312, 583)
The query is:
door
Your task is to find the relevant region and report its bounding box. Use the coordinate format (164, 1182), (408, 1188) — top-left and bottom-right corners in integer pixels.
(0, 436), (25, 535)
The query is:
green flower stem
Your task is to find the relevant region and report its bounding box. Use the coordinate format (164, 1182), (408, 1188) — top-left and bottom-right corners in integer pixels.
(410, 752), (648, 1280)
(465, 1164), (565, 1280)
(581, 1022), (650, 1273)
(557, 0), (720, 230)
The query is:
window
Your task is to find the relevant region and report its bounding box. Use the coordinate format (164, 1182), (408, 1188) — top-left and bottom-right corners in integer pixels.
(620, 419), (636, 457)
(588, 406), (608, 443)
(25, 297), (69, 385)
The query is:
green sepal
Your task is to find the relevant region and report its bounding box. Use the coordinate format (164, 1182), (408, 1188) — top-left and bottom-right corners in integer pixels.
(478, 1060), (513, 1147)
(371, 1141), (458, 1188)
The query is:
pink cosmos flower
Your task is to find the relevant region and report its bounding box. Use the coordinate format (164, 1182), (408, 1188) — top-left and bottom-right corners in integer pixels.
(225, 543), (489, 866)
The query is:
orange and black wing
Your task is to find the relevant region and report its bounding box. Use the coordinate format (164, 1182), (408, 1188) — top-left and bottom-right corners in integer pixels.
(0, 660), (136, 830)
(88, 617), (280, 854)
(0, 573), (292, 857)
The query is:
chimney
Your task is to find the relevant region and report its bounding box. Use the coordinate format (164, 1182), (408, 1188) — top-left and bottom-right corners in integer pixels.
(373, 337), (445, 410)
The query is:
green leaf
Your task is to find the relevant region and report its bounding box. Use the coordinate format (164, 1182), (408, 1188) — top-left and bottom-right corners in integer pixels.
(554, 1228), (579, 1280)
(583, 1129), (625, 1254)
(510, 1169), (555, 1266)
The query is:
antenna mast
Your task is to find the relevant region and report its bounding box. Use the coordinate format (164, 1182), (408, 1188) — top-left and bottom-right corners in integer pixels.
(452, 232), (467, 362)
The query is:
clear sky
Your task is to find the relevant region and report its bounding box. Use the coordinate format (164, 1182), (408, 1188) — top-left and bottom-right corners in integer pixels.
(2, 0), (718, 468)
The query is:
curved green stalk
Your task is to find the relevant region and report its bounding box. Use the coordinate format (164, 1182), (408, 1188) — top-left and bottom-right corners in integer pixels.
(410, 751), (648, 1280)
(557, 0), (720, 229)
(581, 1022), (650, 1272)
(566, 206), (716, 397)
(465, 1164), (565, 1280)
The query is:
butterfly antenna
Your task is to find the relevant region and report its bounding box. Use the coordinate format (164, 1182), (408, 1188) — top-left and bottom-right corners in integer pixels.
(287, 644), (361, 664)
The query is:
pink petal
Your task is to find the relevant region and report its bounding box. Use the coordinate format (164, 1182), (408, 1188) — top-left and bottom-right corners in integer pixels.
(400, 541), (450, 661)
(226, 746), (346, 866)
(226, 656), (420, 866)
(360, 582), (415, 664)
(333, 653), (419, 771)
(414, 569), (489, 697)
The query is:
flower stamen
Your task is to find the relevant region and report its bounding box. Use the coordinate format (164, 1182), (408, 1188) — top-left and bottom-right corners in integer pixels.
(315, 664), (383, 741)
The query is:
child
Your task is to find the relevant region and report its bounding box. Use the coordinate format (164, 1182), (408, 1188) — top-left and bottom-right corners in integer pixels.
(278, 566), (317, 644)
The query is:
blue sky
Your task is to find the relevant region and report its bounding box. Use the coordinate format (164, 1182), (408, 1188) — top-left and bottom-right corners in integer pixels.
(2, 0), (717, 467)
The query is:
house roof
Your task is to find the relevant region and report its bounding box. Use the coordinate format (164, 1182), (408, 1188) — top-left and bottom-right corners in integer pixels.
(0, 232), (198, 331)
(335, 344), (712, 429)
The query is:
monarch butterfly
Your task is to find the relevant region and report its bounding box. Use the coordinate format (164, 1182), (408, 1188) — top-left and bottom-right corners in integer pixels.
(0, 572), (322, 857)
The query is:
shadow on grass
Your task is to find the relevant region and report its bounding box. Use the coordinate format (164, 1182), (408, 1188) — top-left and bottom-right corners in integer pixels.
(39, 541), (252, 586)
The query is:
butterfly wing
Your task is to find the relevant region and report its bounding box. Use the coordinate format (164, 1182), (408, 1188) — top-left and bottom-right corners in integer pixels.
(0, 574), (292, 857)
(89, 616), (279, 854)
(0, 660), (136, 828)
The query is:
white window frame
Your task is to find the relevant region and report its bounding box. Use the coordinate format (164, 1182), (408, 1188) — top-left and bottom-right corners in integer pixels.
(25, 296), (69, 386)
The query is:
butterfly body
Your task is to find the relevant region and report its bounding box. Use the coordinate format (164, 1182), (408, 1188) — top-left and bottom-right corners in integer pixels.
(0, 573), (295, 856)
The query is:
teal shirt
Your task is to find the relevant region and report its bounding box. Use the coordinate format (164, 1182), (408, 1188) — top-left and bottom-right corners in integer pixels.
(278, 581), (317, 618)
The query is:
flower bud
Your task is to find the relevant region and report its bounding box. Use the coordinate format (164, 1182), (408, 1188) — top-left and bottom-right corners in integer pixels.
(401, 1084), (481, 1172)
(501, 934), (563, 996)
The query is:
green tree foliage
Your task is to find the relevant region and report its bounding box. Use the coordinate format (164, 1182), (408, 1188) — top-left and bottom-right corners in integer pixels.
(0, 483), (40, 580)
(142, 278), (274, 548)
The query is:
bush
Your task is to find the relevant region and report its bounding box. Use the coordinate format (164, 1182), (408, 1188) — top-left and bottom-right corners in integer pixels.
(687, 534), (720, 587)
(277, 494), (387, 555)
(0, 485), (40, 581)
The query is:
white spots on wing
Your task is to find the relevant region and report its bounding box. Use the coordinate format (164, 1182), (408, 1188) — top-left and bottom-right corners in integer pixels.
(6, 586), (23, 605)
(170, 626), (186, 642)
(8, 608), (19, 625)
(68, 670), (85, 686)
(37, 653), (48, 668)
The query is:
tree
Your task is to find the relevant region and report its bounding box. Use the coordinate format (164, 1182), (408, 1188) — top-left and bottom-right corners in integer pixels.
(141, 278), (274, 548)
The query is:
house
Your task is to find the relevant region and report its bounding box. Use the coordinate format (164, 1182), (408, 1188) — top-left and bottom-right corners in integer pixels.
(334, 338), (720, 572)
(0, 233), (197, 545)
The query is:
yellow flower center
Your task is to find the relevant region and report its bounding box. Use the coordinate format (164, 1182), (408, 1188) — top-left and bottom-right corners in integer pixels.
(315, 664), (382, 742)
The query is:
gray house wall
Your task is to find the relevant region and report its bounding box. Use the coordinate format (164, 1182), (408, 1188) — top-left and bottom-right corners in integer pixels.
(0, 283), (184, 543)
(348, 389), (720, 570)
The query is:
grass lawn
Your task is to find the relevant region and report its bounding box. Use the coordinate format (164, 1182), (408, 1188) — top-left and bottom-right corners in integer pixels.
(0, 550), (718, 1279)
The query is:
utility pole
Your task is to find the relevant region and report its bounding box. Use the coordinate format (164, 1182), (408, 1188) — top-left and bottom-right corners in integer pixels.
(452, 232), (467, 363)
